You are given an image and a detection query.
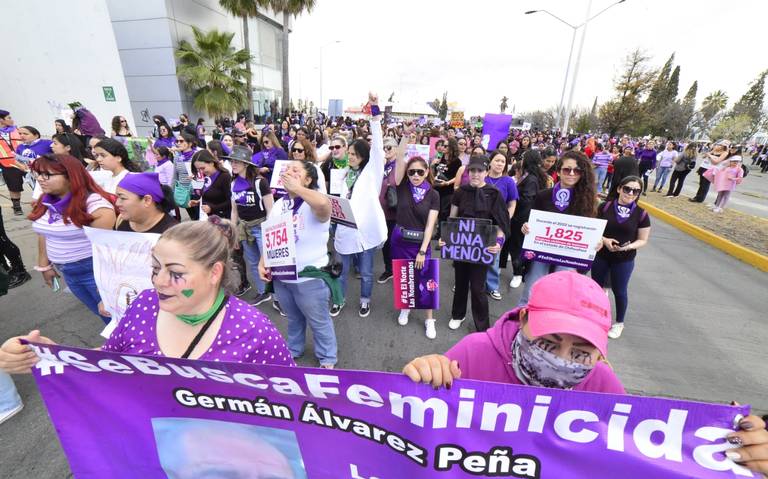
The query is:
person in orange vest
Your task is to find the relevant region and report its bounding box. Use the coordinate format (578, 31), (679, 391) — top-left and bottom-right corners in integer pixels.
(0, 110), (27, 215)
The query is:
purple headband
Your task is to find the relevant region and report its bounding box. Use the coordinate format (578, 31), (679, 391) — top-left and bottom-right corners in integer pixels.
(118, 172), (164, 203)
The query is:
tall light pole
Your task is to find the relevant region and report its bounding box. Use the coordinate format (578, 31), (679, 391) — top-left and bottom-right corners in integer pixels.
(525, 0), (626, 134)
(319, 40), (341, 111)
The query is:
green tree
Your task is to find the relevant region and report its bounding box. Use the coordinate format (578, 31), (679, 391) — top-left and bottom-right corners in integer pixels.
(680, 80), (698, 137)
(700, 90), (729, 123)
(666, 66), (680, 102)
(175, 27), (251, 118)
(710, 114), (753, 143)
(598, 49), (656, 136)
(730, 70), (768, 139)
(271, 0), (316, 117)
(439, 92), (448, 121)
(219, 0), (269, 120)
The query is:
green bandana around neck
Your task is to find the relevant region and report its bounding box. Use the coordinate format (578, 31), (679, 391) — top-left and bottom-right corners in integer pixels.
(176, 289), (227, 326)
(333, 153), (348, 170)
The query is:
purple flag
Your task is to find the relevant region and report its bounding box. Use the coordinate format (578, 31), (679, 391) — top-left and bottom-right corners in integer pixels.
(482, 113), (513, 152)
(29, 343), (753, 479)
(392, 259), (439, 310)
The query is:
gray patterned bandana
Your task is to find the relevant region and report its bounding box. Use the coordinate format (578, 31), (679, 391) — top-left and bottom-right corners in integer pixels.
(511, 330), (593, 389)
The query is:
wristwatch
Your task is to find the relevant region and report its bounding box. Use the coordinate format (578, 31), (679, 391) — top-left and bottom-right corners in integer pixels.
(418, 250), (426, 256)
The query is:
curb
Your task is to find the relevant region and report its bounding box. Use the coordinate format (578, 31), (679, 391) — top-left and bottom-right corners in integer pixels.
(638, 200), (768, 273)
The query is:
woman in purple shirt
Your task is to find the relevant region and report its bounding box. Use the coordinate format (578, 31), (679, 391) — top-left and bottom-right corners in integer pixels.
(0, 219), (294, 366)
(635, 140), (657, 195)
(484, 151), (518, 300)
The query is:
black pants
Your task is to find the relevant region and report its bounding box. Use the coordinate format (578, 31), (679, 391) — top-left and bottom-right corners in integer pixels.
(451, 261), (490, 332)
(186, 206), (200, 221)
(0, 206), (25, 274)
(666, 169), (690, 196)
(232, 247), (249, 288)
(380, 219), (396, 274)
(692, 167), (711, 202)
(638, 164), (652, 193)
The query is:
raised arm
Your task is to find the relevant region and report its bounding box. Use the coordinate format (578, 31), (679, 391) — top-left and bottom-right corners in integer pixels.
(368, 93), (386, 186)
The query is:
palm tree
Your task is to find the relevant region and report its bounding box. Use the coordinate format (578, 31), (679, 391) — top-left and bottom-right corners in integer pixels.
(175, 27), (251, 118)
(701, 90), (728, 123)
(271, 0), (316, 118)
(219, 0), (269, 121)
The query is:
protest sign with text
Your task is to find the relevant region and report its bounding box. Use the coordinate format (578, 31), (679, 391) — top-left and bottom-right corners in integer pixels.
(329, 169), (346, 195)
(440, 218), (497, 265)
(28, 343), (752, 479)
(405, 144), (430, 160)
(326, 194), (357, 228)
(262, 212), (298, 280)
(450, 111), (465, 129)
(269, 160), (292, 191)
(392, 259), (439, 310)
(521, 209), (607, 269)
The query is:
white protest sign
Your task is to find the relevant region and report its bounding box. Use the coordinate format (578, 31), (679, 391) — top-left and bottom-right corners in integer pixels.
(262, 212), (298, 280)
(521, 209), (607, 269)
(269, 160), (292, 190)
(405, 144), (430, 160)
(329, 168), (346, 195)
(326, 194), (357, 228)
(89, 170), (113, 191)
(84, 227), (160, 339)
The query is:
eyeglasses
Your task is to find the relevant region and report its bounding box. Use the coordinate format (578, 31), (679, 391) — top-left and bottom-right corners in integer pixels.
(560, 167), (583, 176)
(384, 146), (393, 152)
(407, 169), (426, 177)
(292, 148), (305, 153)
(32, 171), (65, 181)
(262, 141), (270, 146)
(329, 145), (343, 150)
(120, 120), (127, 124)
(175, 140), (186, 144)
(621, 186), (642, 196)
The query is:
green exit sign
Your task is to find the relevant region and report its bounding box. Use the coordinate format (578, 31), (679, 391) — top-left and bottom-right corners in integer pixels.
(103, 86), (116, 102)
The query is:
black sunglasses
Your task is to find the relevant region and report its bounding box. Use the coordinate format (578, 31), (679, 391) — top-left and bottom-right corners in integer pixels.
(560, 167), (583, 176)
(621, 186), (642, 195)
(407, 169), (426, 177)
(329, 145), (343, 150)
(384, 146), (393, 151)
(292, 148), (305, 153)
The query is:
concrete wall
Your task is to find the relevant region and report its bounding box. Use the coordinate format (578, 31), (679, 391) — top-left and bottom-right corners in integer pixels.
(1, 0), (135, 137)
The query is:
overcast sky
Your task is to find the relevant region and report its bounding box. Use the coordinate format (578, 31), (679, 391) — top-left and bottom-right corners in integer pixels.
(288, 0), (767, 116)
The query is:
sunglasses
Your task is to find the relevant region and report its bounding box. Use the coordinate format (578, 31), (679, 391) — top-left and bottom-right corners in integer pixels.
(329, 145), (343, 150)
(175, 140), (186, 144)
(262, 141), (271, 146)
(292, 148), (305, 153)
(560, 167), (583, 176)
(621, 186), (642, 196)
(407, 169), (426, 177)
(384, 146), (393, 152)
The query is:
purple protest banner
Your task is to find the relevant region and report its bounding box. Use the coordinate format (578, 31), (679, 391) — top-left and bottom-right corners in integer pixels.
(482, 113), (513, 151)
(29, 343), (753, 479)
(392, 259), (439, 310)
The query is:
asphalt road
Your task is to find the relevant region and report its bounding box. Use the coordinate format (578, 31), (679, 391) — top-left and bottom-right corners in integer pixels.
(0, 197), (766, 478)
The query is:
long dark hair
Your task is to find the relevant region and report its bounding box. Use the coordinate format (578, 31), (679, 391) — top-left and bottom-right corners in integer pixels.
(444, 138), (461, 166)
(54, 119), (71, 133)
(405, 156), (434, 186)
(558, 150), (597, 217)
(348, 139), (371, 171)
(52, 133), (87, 163)
(94, 138), (140, 172)
(521, 149), (548, 189)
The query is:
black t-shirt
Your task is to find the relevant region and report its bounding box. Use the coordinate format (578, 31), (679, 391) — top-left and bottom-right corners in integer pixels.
(202, 171), (232, 218)
(234, 177), (271, 221)
(434, 160), (460, 196)
(596, 200), (651, 263)
(533, 187), (580, 215)
(395, 181), (440, 230)
(451, 184), (510, 236)
(116, 213), (178, 234)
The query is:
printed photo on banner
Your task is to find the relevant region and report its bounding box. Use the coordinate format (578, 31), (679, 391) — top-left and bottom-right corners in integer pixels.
(83, 227), (160, 338)
(326, 194), (357, 228)
(440, 217), (497, 265)
(428, 137), (441, 159)
(450, 111), (465, 128)
(270, 160), (292, 191)
(392, 259), (439, 310)
(405, 144), (430, 160)
(262, 211), (298, 280)
(521, 209), (607, 269)
(28, 342), (753, 479)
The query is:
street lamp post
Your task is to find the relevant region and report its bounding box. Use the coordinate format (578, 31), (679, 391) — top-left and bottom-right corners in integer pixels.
(319, 40), (341, 111)
(525, 0), (626, 134)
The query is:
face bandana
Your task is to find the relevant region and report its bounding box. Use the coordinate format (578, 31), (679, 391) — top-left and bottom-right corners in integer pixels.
(511, 330), (594, 389)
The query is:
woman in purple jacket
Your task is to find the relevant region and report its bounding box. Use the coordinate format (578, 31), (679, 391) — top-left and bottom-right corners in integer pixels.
(635, 140), (658, 195)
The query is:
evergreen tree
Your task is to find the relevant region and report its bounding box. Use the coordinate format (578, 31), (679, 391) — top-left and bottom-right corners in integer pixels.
(598, 49), (656, 136)
(666, 65), (680, 102)
(681, 81), (698, 137)
(645, 53), (674, 108)
(731, 70), (767, 136)
(439, 92), (448, 121)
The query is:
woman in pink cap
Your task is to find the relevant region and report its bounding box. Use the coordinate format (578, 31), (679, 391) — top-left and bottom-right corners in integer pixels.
(403, 270), (624, 393)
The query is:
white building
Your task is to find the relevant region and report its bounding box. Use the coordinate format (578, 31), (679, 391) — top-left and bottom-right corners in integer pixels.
(2, 0), (286, 137)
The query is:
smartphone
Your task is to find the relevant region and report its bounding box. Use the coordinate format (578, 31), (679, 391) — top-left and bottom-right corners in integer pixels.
(52, 277), (61, 293)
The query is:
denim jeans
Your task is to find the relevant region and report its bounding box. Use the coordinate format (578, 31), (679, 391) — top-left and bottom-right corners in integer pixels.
(653, 166), (672, 191)
(594, 166), (608, 193)
(339, 247), (375, 302)
(55, 256), (110, 324)
(241, 226), (265, 294)
(516, 260), (575, 307)
(590, 257), (634, 323)
(274, 278), (338, 366)
(485, 253), (501, 292)
(0, 371), (22, 414)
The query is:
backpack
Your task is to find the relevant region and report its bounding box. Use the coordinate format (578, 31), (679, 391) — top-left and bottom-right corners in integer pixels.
(741, 164), (749, 178)
(686, 156), (697, 170)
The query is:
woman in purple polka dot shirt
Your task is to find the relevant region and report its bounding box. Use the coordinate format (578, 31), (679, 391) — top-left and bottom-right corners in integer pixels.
(0, 219), (294, 370)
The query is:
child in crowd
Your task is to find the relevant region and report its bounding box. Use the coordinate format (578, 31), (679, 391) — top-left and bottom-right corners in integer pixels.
(709, 156), (744, 213)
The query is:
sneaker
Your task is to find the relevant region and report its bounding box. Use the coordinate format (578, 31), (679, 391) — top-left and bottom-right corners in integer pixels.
(250, 292), (272, 306)
(0, 403), (23, 425)
(377, 271), (393, 284)
(8, 271), (31, 289)
(607, 323), (624, 339)
(642, 191), (647, 196)
(713, 207), (723, 213)
(509, 275), (523, 288)
(488, 290), (502, 300)
(330, 302), (345, 317)
(705, 203), (716, 209)
(448, 318), (465, 330)
(663, 194), (674, 198)
(272, 300), (286, 317)
(320, 363), (335, 369)
(13, 207), (23, 216)
(398, 310), (410, 326)
(359, 302), (370, 318)
(425, 319), (437, 339)
(235, 283), (252, 297)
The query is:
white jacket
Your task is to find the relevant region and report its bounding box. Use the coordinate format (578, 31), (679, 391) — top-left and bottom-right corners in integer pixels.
(334, 117), (387, 254)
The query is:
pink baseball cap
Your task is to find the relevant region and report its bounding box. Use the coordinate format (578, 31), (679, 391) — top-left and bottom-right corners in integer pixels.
(525, 271), (612, 356)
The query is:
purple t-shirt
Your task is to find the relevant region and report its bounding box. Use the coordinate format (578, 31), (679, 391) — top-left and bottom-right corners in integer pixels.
(15, 139), (53, 161)
(102, 289), (295, 366)
(486, 175), (519, 204)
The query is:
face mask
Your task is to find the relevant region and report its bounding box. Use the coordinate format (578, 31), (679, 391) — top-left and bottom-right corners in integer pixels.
(511, 330), (593, 389)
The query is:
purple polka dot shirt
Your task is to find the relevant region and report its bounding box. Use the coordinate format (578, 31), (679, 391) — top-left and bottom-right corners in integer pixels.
(102, 290), (295, 366)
